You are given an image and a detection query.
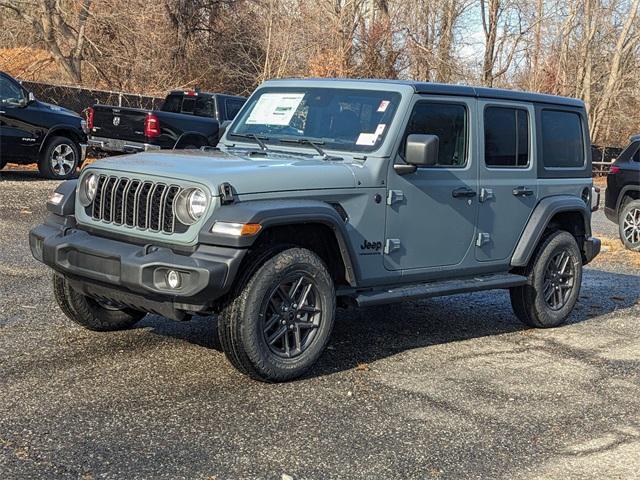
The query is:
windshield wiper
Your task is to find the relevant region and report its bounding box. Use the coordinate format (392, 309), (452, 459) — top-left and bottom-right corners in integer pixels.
(278, 138), (336, 160)
(231, 133), (269, 151)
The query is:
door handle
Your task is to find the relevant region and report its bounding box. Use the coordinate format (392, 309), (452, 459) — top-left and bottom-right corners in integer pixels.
(452, 187), (477, 198)
(512, 186), (534, 197)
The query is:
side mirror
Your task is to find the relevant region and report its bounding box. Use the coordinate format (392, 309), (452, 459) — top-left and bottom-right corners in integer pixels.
(406, 134), (439, 167)
(27, 91), (36, 103)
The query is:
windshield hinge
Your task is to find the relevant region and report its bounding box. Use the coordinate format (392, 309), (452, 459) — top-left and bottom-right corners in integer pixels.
(386, 190), (404, 206)
(219, 182), (235, 204)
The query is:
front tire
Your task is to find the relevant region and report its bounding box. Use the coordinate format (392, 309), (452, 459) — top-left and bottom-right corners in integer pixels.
(38, 136), (80, 179)
(218, 247), (336, 382)
(619, 199), (640, 251)
(53, 274), (146, 331)
(510, 231), (583, 328)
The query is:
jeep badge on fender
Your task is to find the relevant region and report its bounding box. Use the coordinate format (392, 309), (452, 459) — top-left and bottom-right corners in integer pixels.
(30, 78), (600, 382)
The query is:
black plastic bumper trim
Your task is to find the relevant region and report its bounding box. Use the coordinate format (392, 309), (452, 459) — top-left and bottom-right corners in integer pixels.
(29, 221), (246, 308)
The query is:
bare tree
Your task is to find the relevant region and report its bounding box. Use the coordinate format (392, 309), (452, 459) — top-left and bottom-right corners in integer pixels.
(0, 0), (92, 83)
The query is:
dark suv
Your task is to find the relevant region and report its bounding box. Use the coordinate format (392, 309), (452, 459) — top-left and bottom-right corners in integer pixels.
(604, 135), (640, 250)
(0, 71), (88, 179)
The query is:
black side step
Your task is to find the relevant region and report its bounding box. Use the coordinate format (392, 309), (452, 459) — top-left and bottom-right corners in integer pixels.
(354, 273), (528, 307)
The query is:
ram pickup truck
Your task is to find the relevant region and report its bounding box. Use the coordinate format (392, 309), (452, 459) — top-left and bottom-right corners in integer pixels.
(87, 90), (245, 154)
(1, 71), (87, 179)
(31, 78), (601, 382)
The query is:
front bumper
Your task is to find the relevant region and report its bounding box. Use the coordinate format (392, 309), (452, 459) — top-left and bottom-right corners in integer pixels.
(29, 218), (245, 319)
(584, 236), (601, 264)
(88, 135), (161, 154)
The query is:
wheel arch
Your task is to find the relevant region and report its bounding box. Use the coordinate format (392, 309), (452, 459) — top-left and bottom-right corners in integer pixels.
(511, 195), (591, 267)
(39, 125), (84, 153)
(199, 199), (359, 287)
(173, 132), (211, 149)
(616, 185), (640, 212)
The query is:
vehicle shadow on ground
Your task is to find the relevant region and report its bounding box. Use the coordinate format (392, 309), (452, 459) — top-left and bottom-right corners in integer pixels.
(141, 267), (639, 378)
(0, 169), (57, 182)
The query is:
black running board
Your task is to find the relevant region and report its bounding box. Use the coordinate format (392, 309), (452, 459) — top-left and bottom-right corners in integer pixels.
(354, 273), (528, 307)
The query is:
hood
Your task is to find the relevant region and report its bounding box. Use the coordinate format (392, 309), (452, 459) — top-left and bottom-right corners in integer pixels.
(88, 149), (358, 195)
(37, 100), (81, 118)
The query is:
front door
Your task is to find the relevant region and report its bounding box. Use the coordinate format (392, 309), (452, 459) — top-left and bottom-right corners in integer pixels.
(475, 101), (538, 262)
(0, 75), (32, 160)
(384, 97), (479, 271)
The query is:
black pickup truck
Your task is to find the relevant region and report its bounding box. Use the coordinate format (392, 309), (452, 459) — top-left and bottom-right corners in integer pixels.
(87, 90), (245, 154)
(1, 71), (88, 179)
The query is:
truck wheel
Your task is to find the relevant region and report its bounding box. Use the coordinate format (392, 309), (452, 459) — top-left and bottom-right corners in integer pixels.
(38, 136), (80, 179)
(510, 230), (582, 328)
(619, 199), (640, 251)
(218, 247), (336, 382)
(53, 274), (145, 331)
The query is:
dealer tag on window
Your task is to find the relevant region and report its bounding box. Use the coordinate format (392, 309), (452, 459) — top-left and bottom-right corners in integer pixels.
(246, 93), (304, 126)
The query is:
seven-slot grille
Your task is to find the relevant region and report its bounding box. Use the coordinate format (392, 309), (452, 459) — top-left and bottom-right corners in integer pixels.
(90, 175), (184, 233)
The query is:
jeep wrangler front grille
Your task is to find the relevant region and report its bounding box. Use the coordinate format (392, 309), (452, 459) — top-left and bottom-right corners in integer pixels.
(90, 175), (185, 234)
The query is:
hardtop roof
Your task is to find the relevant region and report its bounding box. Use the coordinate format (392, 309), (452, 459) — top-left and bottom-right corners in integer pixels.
(264, 78), (584, 108)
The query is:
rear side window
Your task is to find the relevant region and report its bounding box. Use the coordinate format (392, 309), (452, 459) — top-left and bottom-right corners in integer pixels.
(401, 102), (467, 167)
(225, 98), (245, 119)
(542, 110), (585, 168)
(484, 107), (529, 167)
(194, 96), (216, 117)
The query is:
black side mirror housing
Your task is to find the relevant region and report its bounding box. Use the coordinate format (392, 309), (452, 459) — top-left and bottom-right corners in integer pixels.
(406, 134), (439, 167)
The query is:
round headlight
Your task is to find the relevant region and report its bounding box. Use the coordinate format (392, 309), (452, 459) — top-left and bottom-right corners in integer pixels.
(79, 173), (98, 206)
(187, 188), (207, 220)
(175, 187), (209, 225)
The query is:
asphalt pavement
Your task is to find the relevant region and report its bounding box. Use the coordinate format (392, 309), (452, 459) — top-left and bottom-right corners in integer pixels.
(1, 168), (639, 480)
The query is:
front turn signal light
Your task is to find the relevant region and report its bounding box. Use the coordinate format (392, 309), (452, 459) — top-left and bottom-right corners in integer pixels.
(211, 222), (262, 237)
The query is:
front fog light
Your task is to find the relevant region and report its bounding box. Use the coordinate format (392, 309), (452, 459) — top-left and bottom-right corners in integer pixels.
(166, 270), (182, 289)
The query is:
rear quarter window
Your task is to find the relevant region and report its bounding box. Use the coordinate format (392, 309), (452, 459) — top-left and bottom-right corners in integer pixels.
(541, 110), (585, 168)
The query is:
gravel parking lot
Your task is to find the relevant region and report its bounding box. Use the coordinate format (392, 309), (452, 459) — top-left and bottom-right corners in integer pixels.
(1, 168), (639, 480)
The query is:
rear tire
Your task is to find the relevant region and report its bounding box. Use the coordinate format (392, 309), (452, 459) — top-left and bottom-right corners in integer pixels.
(510, 230), (582, 328)
(53, 274), (145, 331)
(38, 136), (80, 179)
(218, 247), (336, 382)
(618, 199), (640, 251)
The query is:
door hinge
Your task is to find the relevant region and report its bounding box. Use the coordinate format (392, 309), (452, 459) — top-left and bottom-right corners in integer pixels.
(476, 232), (491, 247)
(386, 190), (404, 206)
(384, 238), (401, 254)
(479, 188), (494, 203)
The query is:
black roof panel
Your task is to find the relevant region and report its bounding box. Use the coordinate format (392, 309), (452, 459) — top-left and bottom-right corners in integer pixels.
(271, 78), (584, 108)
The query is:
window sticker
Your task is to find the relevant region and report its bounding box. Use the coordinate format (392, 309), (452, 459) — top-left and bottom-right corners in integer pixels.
(375, 124), (386, 136)
(356, 133), (379, 146)
(246, 93), (305, 125)
(377, 100), (390, 112)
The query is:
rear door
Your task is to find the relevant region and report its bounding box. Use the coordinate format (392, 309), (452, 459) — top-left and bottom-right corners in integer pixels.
(475, 101), (538, 262)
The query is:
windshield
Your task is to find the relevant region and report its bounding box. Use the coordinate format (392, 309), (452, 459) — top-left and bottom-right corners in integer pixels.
(228, 87), (402, 152)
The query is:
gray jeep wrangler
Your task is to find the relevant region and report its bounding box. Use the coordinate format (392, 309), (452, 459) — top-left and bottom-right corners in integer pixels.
(30, 79), (601, 382)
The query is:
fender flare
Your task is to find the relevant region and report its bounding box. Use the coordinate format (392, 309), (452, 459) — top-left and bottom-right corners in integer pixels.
(616, 185), (640, 212)
(199, 199), (359, 286)
(511, 195), (591, 267)
(38, 124), (84, 153)
(173, 131), (213, 149)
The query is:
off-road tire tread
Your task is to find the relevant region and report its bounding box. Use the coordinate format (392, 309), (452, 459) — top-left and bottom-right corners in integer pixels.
(53, 274), (145, 331)
(218, 247), (335, 382)
(510, 230), (582, 328)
